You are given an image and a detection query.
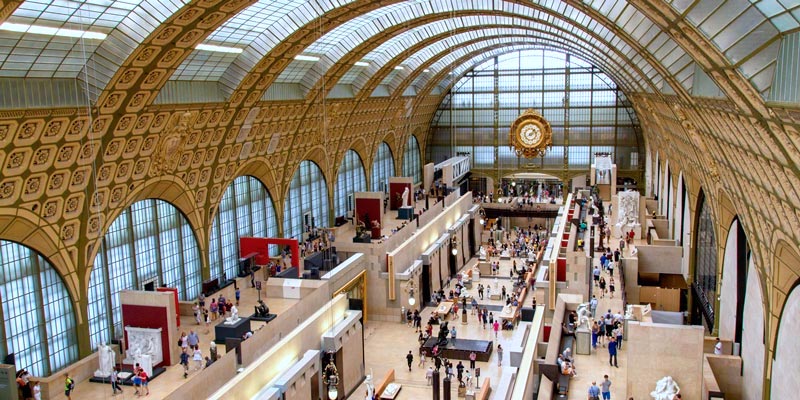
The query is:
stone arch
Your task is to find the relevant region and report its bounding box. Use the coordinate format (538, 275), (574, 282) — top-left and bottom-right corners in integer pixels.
(741, 255), (767, 400)
(771, 257), (800, 400)
(89, 176), (202, 267)
(0, 209), (80, 311)
(376, 134), (399, 176)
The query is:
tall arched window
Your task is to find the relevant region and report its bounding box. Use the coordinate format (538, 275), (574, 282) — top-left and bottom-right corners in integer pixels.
(334, 150), (366, 218)
(371, 142), (394, 192)
(284, 161), (329, 240)
(209, 176), (279, 281)
(693, 190), (718, 331)
(403, 135), (422, 185)
(0, 240), (78, 376)
(89, 199), (201, 348)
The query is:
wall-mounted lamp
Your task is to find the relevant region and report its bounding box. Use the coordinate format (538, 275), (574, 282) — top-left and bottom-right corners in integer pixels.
(405, 280), (417, 306)
(451, 236), (459, 256)
(322, 350), (339, 400)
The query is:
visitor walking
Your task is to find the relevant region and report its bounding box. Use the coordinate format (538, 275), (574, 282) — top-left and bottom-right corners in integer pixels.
(493, 319), (500, 338)
(406, 350), (414, 371)
(497, 344), (503, 366)
(714, 337), (723, 355)
(64, 373), (74, 400)
(419, 350), (426, 367)
(180, 348), (190, 378)
(591, 321), (600, 350)
(590, 295), (598, 318)
(588, 381), (601, 400)
(599, 277), (607, 298)
(601, 375), (612, 399)
(609, 278), (616, 299)
(193, 346), (203, 371)
(426, 367), (434, 385)
(110, 366), (123, 395)
(469, 351), (477, 369)
(608, 337), (619, 368)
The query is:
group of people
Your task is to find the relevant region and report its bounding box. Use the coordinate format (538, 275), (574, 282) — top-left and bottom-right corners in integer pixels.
(192, 291), (241, 332)
(15, 369), (40, 400)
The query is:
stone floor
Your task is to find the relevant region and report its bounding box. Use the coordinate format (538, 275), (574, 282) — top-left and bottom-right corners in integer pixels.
(349, 257), (534, 399)
(59, 283), (298, 400)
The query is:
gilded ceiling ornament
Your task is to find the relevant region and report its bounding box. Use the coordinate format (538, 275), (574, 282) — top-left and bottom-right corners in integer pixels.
(149, 112), (196, 177)
(508, 109), (552, 159)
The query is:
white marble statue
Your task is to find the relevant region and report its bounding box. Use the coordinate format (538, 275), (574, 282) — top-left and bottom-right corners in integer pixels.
(492, 278), (499, 294)
(225, 305), (240, 324)
(123, 326), (163, 374)
(625, 304), (633, 320)
(365, 368), (375, 399)
(650, 376), (680, 400)
(575, 303), (592, 329)
(401, 187), (410, 207)
(502, 304), (512, 315)
(616, 191), (640, 237)
(94, 344), (116, 378)
(479, 246), (487, 260)
(630, 245), (638, 256)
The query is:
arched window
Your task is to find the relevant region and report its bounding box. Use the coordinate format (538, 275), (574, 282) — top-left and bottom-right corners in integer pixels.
(692, 190), (718, 331)
(0, 240), (78, 376)
(89, 199), (201, 348)
(334, 150), (366, 218)
(371, 142), (394, 192)
(403, 135), (422, 185)
(284, 161), (329, 240)
(209, 176), (279, 281)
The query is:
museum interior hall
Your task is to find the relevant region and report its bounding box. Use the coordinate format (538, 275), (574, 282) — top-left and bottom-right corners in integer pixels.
(0, 0), (798, 399)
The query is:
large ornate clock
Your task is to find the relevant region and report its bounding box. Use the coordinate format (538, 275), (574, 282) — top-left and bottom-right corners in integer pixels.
(509, 109), (552, 158)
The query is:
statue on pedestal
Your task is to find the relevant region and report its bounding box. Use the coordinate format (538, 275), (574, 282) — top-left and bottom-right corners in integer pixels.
(575, 303), (592, 329)
(254, 300), (270, 318)
(225, 305), (240, 324)
(437, 322), (450, 346)
(402, 187), (410, 207)
(478, 246), (487, 260)
(650, 376), (680, 400)
(94, 344), (115, 378)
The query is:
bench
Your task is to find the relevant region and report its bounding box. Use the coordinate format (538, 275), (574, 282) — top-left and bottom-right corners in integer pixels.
(375, 368), (395, 399)
(557, 331), (576, 395)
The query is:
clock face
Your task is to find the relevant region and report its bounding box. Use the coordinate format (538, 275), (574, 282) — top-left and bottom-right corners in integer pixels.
(519, 123), (542, 146)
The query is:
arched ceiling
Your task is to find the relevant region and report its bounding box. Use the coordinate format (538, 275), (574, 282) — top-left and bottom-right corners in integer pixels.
(0, 0), (795, 111)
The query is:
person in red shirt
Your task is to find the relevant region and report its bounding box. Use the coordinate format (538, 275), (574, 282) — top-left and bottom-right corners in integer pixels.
(138, 368), (150, 396)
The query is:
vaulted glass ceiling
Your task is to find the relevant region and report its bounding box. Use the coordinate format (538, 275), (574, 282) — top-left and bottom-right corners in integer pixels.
(0, 0), (796, 104)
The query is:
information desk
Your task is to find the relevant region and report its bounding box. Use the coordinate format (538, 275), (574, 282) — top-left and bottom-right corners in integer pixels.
(434, 301), (453, 319)
(420, 338), (493, 362)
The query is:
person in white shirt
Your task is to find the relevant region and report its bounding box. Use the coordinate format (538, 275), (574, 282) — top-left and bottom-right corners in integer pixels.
(714, 337), (723, 355)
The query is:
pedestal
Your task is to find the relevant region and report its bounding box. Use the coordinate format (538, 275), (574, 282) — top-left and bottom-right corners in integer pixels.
(398, 206), (414, 220)
(138, 354), (153, 377)
(462, 312), (468, 325)
(575, 327), (591, 355)
(214, 317), (252, 344)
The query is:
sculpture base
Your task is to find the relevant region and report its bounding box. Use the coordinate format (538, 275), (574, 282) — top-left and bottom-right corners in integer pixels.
(398, 206), (414, 220)
(421, 338), (493, 362)
(499, 253), (511, 260)
(575, 327), (591, 355)
(249, 313), (277, 322)
(215, 316), (251, 344)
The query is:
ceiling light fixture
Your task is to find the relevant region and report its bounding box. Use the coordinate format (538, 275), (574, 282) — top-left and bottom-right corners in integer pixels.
(0, 22), (106, 40)
(394, 66), (404, 70)
(423, 69), (430, 73)
(196, 43), (243, 54)
(294, 54), (321, 62)
(354, 61), (370, 67)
